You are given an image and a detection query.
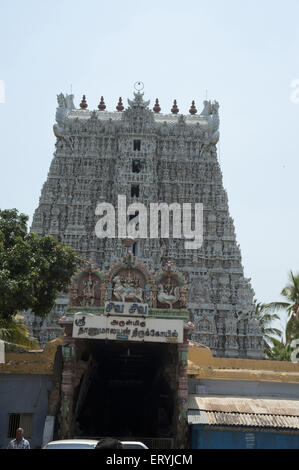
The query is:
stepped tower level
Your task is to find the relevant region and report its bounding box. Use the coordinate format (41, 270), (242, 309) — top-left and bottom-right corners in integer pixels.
(31, 86), (264, 359)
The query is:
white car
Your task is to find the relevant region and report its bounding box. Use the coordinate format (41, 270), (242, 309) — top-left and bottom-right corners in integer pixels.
(43, 439), (148, 449)
(120, 441), (149, 449)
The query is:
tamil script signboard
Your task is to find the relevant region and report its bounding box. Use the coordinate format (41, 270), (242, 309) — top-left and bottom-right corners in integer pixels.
(104, 301), (148, 315)
(72, 313), (183, 343)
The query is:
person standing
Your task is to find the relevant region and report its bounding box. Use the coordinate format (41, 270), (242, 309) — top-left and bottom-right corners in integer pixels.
(7, 428), (30, 449)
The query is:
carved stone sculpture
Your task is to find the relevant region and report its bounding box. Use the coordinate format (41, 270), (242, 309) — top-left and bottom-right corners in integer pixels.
(157, 284), (181, 308)
(113, 275), (144, 303)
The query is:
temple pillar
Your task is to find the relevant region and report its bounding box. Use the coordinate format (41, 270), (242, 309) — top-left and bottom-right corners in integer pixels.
(58, 316), (76, 439)
(175, 325), (191, 448)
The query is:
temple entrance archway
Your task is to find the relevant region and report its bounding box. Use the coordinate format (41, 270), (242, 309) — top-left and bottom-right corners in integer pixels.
(57, 257), (191, 448)
(73, 339), (177, 440)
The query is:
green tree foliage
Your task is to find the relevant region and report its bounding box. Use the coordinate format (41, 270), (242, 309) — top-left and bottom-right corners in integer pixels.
(0, 314), (38, 348)
(266, 337), (292, 362)
(285, 315), (299, 345)
(0, 209), (82, 323)
(258, 271), (299, 361)
(253, 301), (282, 357)
(266, 271), (299, 344)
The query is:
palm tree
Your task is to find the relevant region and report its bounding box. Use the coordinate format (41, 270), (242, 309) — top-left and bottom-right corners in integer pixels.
(254, 301), (282, 357)
(267, 337), (292, 362)
(266, 271), (299, 343)
(285, 315), (299, 345)
(0, 314), (39, 349)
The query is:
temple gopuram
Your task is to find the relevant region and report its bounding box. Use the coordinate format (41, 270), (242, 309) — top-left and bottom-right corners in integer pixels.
(28, 87), (264, 359)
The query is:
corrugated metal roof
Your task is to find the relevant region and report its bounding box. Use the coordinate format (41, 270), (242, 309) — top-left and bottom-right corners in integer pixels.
(187, 395), (299, 416)
(187, 410), (299, 429)
(187, 410), (209, 425)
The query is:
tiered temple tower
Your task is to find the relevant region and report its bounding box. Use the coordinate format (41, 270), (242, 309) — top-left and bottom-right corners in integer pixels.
(30, 87), (264, 358)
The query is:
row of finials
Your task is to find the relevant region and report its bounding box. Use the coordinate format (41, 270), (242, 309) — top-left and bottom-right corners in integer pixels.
(79, 95), (199, 115)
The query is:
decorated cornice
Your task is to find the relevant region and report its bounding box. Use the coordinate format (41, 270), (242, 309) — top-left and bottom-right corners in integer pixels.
(188, 346), (299, 383)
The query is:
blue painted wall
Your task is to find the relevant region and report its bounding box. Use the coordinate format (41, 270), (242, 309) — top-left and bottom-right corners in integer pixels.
(191, 425), (299, 449)
(0, 374), (53, 449)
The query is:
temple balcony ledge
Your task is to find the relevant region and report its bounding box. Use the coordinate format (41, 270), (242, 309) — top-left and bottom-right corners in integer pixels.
(0, 337), (63, 375)
(188, 345), (299, 383)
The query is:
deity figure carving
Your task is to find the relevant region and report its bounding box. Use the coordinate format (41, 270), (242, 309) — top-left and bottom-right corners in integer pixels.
(189, 278), (209, 303)
(247, 313), (261, 335)
(224, 311), (238, 335)
(226, 335), (238, 349)
(196, 310), (216, 334)
(113, 275), (144, 303)
(82, 273), (99, 306)
(70, 267), (103, 307)
(157, 283), (181, 308)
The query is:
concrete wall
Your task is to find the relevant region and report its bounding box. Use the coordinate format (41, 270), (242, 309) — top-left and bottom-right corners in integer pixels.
(0, 374), (53, 449)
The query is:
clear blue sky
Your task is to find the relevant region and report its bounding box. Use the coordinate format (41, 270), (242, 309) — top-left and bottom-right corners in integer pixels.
(1, 0), (299, 333)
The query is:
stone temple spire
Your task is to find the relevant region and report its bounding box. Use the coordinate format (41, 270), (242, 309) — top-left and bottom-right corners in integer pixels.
(29, 88), (264, 359)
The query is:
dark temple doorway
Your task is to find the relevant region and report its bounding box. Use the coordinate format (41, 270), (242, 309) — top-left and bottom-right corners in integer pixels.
(73, 340), (177, 440)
